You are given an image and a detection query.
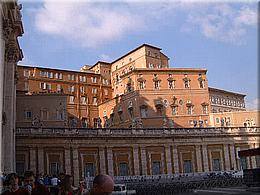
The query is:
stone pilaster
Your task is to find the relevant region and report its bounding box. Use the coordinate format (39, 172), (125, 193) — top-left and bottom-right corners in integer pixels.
(29, 148), (36, 173)
(64, 148), (71, 175)
(202, 145), (209, 172)
(107, 147), (114, 176)
(165, 145), (172, 174)
(195, 145), (203, 172)
(172, 146), (179, 174)
(229, 144), (237, 170)
(99, 147), (106, 174)
(37, 148), (44, 174)
(72, 147), (79, 186)
(133, 145), (140, 175)
(140, 146), (147, 175)
(223, 144), (231, 170)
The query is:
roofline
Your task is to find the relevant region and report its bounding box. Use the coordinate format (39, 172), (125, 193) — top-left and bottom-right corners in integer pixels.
(208, 87), (246, 97)
(134, 68), (207, 73)
(17, 65), (98, 75)
(111, 43), (162, 64)
(89, 61), (111, 70)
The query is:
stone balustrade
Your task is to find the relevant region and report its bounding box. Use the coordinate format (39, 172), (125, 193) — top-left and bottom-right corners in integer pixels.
(15, 127), (260, 137)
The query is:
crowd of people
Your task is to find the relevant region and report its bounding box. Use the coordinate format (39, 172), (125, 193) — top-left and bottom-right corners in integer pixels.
(1, 172), (114, 195)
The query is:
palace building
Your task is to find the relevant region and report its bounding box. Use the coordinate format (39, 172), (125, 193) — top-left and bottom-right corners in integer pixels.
(15, 44), (260, 185)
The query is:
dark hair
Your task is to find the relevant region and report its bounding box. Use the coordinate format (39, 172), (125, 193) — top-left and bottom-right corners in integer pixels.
(5, 173), (18, 184)
(24, 170), (35, 178)
(60, 174), (73, 192)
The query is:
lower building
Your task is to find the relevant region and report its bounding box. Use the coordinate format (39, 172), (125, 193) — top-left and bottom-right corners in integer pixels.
(16, 127), (260, 186)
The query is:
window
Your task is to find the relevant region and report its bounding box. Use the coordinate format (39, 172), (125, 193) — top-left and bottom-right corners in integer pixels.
(84, 163), (96, 177)
(154, 81), (160, 89)
(104, 89), (108, 96)
(240, 157), (247, 170)
(184, 80), (190, 88)
(212, 159), (221, 171)
(158, 64), (162, 68)
(24, 70), (30, 77)
(91, 77), (97, 83)
(58, 73), (63, 80)
(152, 161), (161, 175)
(156, 106), (163, 116)
(92, 88), (97, 94)
(119, 163), (129, 176)
(41, 109), (48, 120)
(40, 82), (46, 89)
(46, 83), (51, 90)
(69, 96), (75, 104)
(82, 118), (88, 128)
(69, 86), (75, 93)
(140, 106), (148, 118)
(93, 97), (97, 105)
(55, 73), (59, 79)
(57, 84), (61, 92)
(80, 86), (85, 93)
(128, 107), (134, 119)
(172, 106), (178, 115)
(168, 80), (174, 89)
(149, 63), (154, 68)
(139, 81), (145, 89)
(187, 106), (193, 115)
(202, 105), (208, 114)
(24, 111), (32, 119)
(50, 162), (59, 176)
(183, 160), (193, 173)
(81, 96), (86, 104)
(56, 110), (64, 120)
(48, 72), (53, 78)
(198, 77), (205, 88)
(24, 82), (29, 91)
(216, 118), (220, 123)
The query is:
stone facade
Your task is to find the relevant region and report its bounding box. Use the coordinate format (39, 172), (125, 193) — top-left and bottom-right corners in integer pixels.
(209, 110), (259, 127)
(15, 127), (260, 186)
(209, 87), (246, 113)
(1, 0), (23, 174)
(16, 94), (68, 128)
(17, 64), (112, 128)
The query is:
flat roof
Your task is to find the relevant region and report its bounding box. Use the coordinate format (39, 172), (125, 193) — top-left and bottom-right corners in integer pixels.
(209, 87), (246, 97)
(111, 43), (162, 64)
(18, 65), (98, 75)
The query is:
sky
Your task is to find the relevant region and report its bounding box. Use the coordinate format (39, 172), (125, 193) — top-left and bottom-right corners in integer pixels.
(18, 0), (258, 110)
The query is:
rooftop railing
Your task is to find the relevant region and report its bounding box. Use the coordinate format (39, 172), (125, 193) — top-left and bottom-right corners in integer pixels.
(15, 127), (260, 137)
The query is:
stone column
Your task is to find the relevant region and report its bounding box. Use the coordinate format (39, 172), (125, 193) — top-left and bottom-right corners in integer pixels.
(107, 147), (114, 176)
(29, 148), (36, 173)
(37, 148), (44, 174)
(202, 145), (209, 172)
(64, 148), (71, 175)
(223, 144), (231, 170)
(229, 144), (237, 170)
(99, 147), (106, 174)
(72, 147), (79, 186)
(250, 144), (257, 169)
(140, 146), (147, 175)
(165, 145), (172, 174)
(195, 145), (203, 172)
(133, 145), (140, 175)
(172, 146), (179, 174)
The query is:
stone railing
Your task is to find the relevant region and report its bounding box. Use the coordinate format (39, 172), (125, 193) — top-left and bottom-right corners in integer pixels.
(15, 127), (260, 137)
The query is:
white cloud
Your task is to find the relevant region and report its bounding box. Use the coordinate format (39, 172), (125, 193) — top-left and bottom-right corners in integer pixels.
(99, 54), (112, 62)
(35, 1), (144, 48)
(181, 3), (257, 44)
(33, 1), (257, 47)
(246, 98), (260, 110)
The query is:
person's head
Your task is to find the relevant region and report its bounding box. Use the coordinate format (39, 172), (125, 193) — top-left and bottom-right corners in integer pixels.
(92, 174), (114, 195)
(24, 171), (35, 187)
(6, 173), (19, 187)
(61, 174), (73, 191)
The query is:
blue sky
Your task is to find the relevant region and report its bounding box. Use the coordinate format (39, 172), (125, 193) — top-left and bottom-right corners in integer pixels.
(18, 0), (258, 109)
